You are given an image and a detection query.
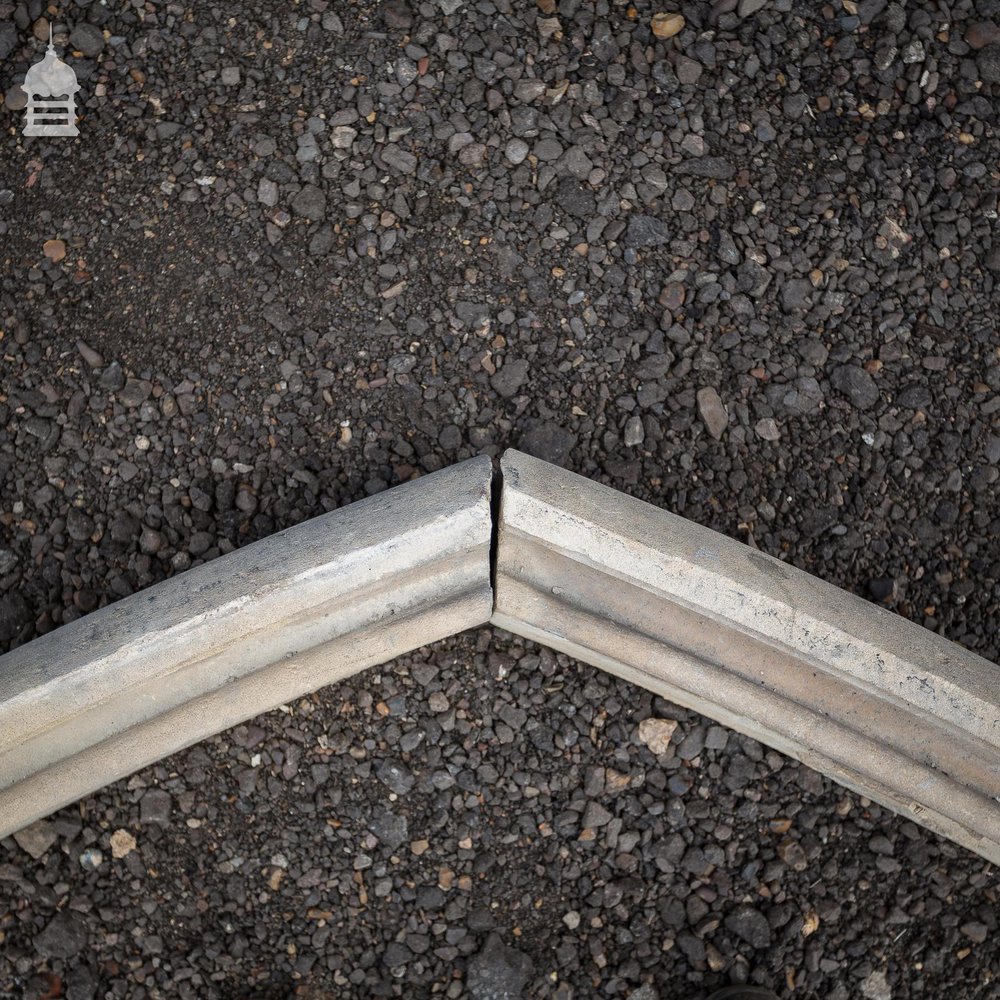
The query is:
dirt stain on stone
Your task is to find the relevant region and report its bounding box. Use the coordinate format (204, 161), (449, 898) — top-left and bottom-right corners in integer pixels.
(747, 550), (791, 582)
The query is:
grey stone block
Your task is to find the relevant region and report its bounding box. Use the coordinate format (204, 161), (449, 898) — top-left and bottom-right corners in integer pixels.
(492, 449), (1000, 865)
(0, 457), (493, 838)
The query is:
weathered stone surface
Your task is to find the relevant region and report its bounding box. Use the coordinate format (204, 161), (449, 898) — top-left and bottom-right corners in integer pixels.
(676, 156), (736, 179)
(291, 184), (326, 220)
(491, 359), (530, 398)
(0, 458), (494, 840)
(262, 303), (295, 332)
(368, 808), (408, 850)
(140, 789), (172, 826)
(491, 449), (1000, 866)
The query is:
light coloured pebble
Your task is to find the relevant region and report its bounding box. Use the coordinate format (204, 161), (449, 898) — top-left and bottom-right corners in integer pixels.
(79, 847), (104, 870)
(651, 12), (685, 38)
(755, 417), (780, 441)
(681, 134), (705, 157)
(696, 386), (729, 440)
(624, 416), (645, 447)
(257, 178), (278, 207)
(505, 138), (529, 165)
(331, 125), (358, 150)
(428, 691), (450, 713)
(110, 829), (137, 859)
(638, 717), (679, 754)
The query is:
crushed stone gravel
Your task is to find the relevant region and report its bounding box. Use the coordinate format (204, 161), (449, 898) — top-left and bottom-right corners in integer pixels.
(1, 0), (999, 996)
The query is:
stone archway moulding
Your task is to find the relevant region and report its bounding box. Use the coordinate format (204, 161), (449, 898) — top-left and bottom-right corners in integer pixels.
(0, 451), (997, 864)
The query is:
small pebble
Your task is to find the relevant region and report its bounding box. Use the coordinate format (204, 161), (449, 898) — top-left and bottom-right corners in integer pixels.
(651, 12), (685, 38)
(79, 848), (104, 870)
(637, 717), (678, 754)
(110, 829), (137, 859)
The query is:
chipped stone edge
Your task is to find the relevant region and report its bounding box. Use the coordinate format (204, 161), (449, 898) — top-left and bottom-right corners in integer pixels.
(0, 457), (495, 839)
(492, 449), (1000, 866)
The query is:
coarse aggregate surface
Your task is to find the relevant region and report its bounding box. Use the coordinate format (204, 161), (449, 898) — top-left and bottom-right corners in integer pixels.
(1, 0), (998, 996)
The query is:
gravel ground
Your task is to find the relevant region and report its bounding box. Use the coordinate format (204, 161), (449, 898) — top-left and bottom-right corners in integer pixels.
(2, 632), (999, 1000)
(1, 0), (999, 996)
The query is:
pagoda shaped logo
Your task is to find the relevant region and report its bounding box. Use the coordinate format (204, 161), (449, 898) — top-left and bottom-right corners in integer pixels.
(20, 26), (80, 137)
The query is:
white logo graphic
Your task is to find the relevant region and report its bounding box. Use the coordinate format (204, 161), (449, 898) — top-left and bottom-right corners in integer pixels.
(21, 26), (80, 137)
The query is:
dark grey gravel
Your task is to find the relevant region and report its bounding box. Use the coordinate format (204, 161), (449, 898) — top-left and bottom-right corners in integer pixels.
(0, 592), (32, 646)
(676, 157), (737, 180)
(368, 807), (409, 851)
(0, 20), (17, 61)
(724, 905), (772, 950)
(34, 911), (89, 961)
(976, 43), (1000, 81)
(138, 788), (171, 826)
(291, 184), (327, 222)
(518, 422), (579, 467)
(466, 933), (534, 1000)
(829, 365), (881, 410)
(2, 0), (999, 997)
(67, 22), (103, 58)
(625, 215), (672, 249)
